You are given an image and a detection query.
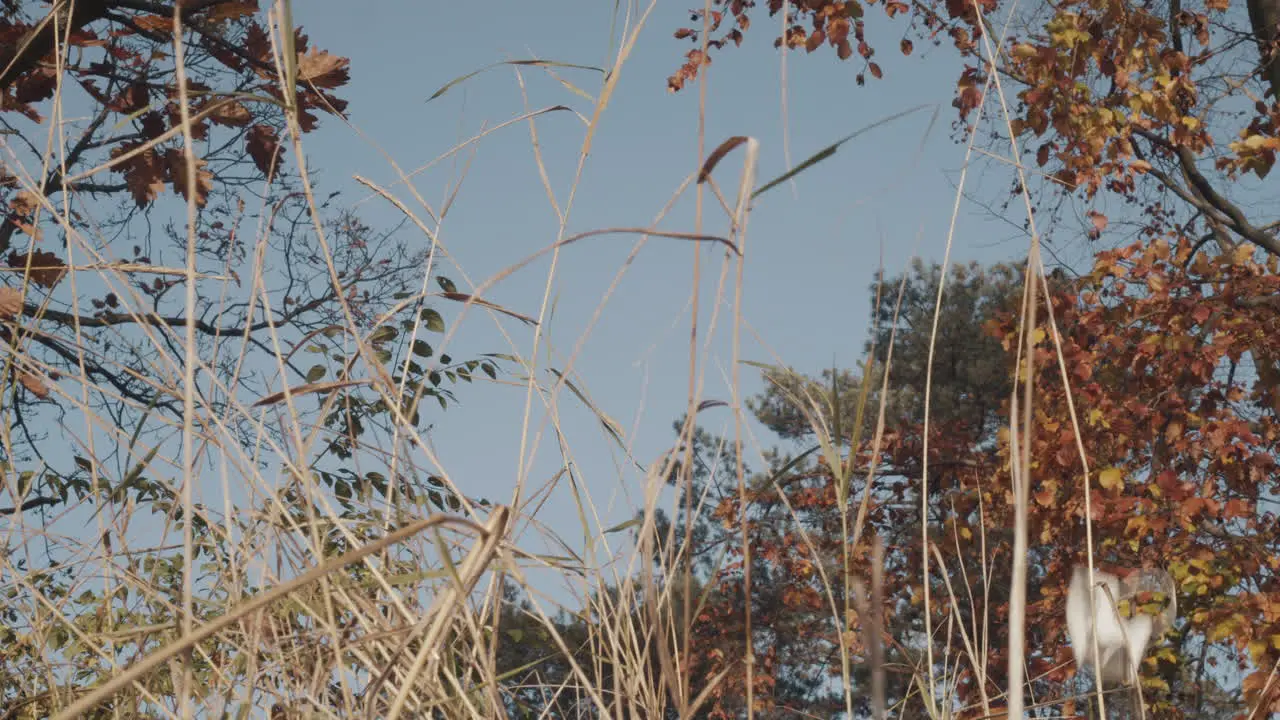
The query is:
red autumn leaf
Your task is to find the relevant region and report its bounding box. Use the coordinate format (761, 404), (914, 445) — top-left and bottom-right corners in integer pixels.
(868, 62), (883, 79)
(295, 48), (351, 89)
(8, 249), (66, 289)
(901, 38), (914, 55)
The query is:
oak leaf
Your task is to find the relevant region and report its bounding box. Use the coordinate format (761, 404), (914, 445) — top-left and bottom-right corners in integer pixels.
(164, 150), (214, 208)
(208, 99), (252, 127)
(7, 250), (66, 289)
(246, 124), (281, 175)
(112, 144), (167, 208)
(296, 48), (351, 89)
(14, 67), (57, 104)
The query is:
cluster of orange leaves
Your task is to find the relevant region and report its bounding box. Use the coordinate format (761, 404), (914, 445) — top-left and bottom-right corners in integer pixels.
(670, 0), (1278, 185)
(687, 238), (1280, 716)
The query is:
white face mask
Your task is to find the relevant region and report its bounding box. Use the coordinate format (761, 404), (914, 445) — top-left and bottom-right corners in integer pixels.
(1066, 565), (1177, 688)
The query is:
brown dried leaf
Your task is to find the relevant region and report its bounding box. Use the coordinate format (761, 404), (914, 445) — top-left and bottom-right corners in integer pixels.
(0, 286), (23, 318)
(140, 111), (166, 139)
(164, 150), (214, 208)
(135, 15), (172, 36)
(13, 220), (40, 242)
(10, 190), (39, 216)
(112, 144), (166, 208)
(700, 136), (750, 182)
(203, 1), (259, 22)
(208, 99), (252, 127)
(254, 378), (372, 407)
(114, 80), (150, 115)
(1089, 211), (1108, 235)
(439, 291), (538, 326)
(8, 250), (66, 289)
(246, 124), (282, 176)
(165, 101), (209, 140)
(244, 23), (272, 66)
(18, 371), (49, 399)
(296, 48), (351, 89)
(15, 67), (57, 104)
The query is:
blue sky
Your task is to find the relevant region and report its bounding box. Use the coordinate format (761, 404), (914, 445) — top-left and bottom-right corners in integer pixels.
(286, 1), (1047, 586)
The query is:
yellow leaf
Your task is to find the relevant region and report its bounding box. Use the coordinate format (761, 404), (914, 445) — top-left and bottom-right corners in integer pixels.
(1249, 639), (1269, 663)
(1012, 43), (1038, 58)
(1142, 675), (1170, 692)
(1032, 327), (1047, 344)
(1098, 467), (1124, 490)
(1125, 516), (1148, 536)
(1233, 243), (1255, 265)
(1208, 617), (1236, 642)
